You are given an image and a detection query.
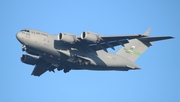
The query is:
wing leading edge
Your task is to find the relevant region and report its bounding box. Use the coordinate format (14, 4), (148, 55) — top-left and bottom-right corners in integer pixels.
(76, 28), (173, 52)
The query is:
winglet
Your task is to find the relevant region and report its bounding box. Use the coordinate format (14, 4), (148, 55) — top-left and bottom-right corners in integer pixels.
(144, 28), (151, 36)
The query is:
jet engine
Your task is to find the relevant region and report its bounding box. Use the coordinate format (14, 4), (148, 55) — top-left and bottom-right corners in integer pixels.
(21, 54), (39, 65)
(26, 50), (39, 56)
(58, 33), (78, 44)
(81, 32), (102, 43)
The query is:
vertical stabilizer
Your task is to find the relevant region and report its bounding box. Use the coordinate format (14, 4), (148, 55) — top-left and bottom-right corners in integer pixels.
(144, 28), (151, 36)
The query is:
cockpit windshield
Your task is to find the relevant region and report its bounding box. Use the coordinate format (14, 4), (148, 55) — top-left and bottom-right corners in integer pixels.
(21, 29), (30, 32)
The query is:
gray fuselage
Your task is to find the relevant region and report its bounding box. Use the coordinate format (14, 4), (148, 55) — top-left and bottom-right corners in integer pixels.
(16, 29), (139, 71)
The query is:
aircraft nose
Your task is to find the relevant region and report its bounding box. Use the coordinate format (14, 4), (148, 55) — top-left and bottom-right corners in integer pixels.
(16, 32), (23, 43)
(16, 33), (20, 40)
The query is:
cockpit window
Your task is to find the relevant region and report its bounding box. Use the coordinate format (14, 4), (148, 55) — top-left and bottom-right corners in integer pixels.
(21, 29), (30, 32)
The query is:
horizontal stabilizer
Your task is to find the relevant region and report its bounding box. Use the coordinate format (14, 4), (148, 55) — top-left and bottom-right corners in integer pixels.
(126, 65), (141, 69)
(138, 36), (174, 42)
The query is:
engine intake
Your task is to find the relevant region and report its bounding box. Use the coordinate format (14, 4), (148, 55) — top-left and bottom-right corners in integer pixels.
(58, 33), (78, 44)
(21, 54), (39, 65)
(81, 32), (102, 43)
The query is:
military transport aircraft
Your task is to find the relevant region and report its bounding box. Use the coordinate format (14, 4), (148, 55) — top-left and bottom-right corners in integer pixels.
(16, 28), (173, 76)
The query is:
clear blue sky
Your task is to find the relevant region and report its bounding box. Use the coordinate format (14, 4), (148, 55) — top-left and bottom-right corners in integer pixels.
(0, 0), (179, 102)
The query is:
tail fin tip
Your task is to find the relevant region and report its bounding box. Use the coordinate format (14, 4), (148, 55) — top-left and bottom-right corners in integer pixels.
(144, 28), (151, 36)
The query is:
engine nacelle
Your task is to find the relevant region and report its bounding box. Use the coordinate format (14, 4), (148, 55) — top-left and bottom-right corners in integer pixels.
(58, 33), (78, 44)
(22, 46), (39, 56)
(81, 32), (102, 43)
(21, 54), (39, 65)
(26, 50), (39, 56)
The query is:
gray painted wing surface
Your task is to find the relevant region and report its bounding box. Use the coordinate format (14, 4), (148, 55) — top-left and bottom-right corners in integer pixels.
(76, 34), (147, 52)
(138, 36), (174, 42)
(31, 58), (55, 76)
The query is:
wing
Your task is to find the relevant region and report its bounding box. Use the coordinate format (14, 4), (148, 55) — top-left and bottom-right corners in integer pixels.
(31, 58), (55, 76)
(76, 34), (146, 52)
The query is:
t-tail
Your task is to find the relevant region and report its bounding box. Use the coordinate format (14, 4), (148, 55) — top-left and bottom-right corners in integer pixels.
(116, 28), (174, 62)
